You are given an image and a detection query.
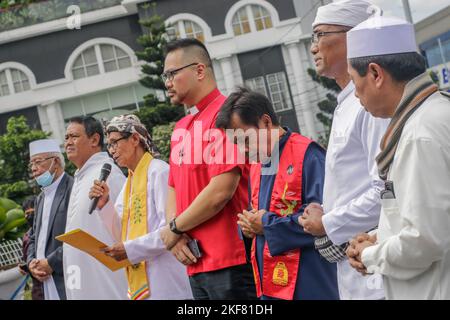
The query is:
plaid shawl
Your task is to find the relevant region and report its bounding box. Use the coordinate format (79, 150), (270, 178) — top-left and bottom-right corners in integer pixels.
(376, 73), (439, 180)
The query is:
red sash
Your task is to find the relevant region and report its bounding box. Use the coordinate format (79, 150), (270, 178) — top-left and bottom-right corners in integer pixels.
(250, 133), (311, 300)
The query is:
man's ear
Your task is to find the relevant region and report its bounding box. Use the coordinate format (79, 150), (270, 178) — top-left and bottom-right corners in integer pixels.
(368, 63), (385, 89)
(197, 63), (207, 80)
(261, 114), (272, 129)
(90, 132), (101, 148)
(131, 133), (141, 147)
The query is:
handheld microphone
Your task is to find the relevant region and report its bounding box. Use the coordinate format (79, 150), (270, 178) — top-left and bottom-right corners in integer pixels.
(88, 163), (112, 214)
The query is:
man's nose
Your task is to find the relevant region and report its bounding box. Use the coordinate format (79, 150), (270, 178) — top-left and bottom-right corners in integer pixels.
(310, 43), (319, 54)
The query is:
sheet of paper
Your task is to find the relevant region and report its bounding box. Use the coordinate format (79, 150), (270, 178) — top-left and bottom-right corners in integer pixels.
(56, 229), (131, 272)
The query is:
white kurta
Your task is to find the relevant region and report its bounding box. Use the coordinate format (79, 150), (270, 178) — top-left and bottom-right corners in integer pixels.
(63, 152), (128, 300)
(362, 90), (450, 300)
(37, 172), (65, 300)
(321, 82), (390, 300)
(98, 159), (193, 300)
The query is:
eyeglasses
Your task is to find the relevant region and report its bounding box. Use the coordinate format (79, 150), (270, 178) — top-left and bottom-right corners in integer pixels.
(28, 157), (56, 170)
(106, 135), (130, 151)
(311, 30), (348, 44)
(161, 62), (199, 82)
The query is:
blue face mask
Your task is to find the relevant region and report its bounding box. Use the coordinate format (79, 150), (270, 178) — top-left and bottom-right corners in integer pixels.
(35, 159), (56, 188)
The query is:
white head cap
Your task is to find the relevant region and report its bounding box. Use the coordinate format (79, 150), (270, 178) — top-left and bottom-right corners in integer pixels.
(312, 0), (378, 28)
(29, 139), (61, 157)
(347, 16), (418, 59)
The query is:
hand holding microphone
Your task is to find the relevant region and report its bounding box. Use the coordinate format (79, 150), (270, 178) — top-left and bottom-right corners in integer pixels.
(88, 163), (112, 214)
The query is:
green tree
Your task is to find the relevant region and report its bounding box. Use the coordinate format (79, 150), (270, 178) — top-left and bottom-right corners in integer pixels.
(152, 122), (176, 162)
(135, 3), (184, 133)
(307, 68), (341, 148)
(0, 116), (49, 203)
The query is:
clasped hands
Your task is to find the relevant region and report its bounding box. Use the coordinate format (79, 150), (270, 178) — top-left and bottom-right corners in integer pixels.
(346, 233), (377, 276)
(29, 259), (53, 282)
(237, 209), (266, 238)
(298, 203), (326, 236)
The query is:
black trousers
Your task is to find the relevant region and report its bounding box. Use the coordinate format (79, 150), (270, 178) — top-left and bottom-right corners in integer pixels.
(189, 263), (257, 300)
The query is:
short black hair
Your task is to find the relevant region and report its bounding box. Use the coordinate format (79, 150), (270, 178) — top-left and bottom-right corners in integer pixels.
(69, 116), (104, 148)
(164, 38), (212, 67)
(350, 52), (426, 83)
(22, 196), (36, 212)
(216, 87), (280, 129)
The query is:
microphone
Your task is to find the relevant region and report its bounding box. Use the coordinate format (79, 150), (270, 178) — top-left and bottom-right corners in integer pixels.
(88, 163), (112, 214)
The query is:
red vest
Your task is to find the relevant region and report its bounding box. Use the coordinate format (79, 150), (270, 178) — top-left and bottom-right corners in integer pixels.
(250, 132), (312, 300)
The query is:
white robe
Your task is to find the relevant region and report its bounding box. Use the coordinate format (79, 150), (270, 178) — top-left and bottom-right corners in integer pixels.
(362, 90), (450, 300)
(97, 158), (192, 300)
(63, 152), (128, 300)
(321, 82), (390, 300)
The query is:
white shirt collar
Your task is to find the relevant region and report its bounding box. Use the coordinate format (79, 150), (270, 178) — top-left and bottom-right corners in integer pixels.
(42, 172), (65, 195)
(337, 81), (356, 105)
(187, 106), (199, 115)
(74, 152), (109, 178)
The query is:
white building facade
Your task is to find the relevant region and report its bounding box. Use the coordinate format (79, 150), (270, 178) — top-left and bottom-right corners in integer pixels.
(0, 0), (332, 142)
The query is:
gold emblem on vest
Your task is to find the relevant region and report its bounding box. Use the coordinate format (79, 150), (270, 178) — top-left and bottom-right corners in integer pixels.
(272, 262), (289, 286)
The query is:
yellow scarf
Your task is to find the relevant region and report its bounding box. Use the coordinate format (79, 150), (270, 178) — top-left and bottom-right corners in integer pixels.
(121, 152), (153, 300)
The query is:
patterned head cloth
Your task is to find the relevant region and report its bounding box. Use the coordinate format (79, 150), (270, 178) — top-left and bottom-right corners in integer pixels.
(105, 114), (160, 158)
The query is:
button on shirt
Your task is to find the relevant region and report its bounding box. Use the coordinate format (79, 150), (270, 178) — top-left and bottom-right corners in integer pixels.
(37, 172), (65, 300)
(168, 88), (249, 276)
(321, 81), (390, 300)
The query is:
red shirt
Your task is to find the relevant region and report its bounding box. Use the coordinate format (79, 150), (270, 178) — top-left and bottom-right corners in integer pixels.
(168, 88), (248, 276)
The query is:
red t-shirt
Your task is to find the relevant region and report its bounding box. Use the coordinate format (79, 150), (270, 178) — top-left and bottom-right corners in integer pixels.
(168, 88), (249, 276)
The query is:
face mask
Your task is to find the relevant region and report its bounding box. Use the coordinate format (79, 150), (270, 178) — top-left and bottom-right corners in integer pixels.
(35, 159), (56, 188)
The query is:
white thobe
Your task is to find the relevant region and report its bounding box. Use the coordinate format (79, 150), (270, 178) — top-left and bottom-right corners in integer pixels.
(36, 173), (65, 300)
(362, 90), (450, 300)
(321, 82), (390, 300)
(98, 159), (193, 300)
(63, 152), (128, 300)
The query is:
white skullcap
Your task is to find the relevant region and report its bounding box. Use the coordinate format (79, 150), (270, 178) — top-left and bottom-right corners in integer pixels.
(347, 16), (418, 59)
(29, 139), (61, 157)
(312, 0), (378, 28)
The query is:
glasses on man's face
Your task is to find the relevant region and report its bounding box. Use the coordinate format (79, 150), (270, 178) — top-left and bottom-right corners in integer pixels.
(106, 135), (130, 151)
(311, 30), (348, 45)
(161, 62), (199, 83)
(28, 157), (56, 170)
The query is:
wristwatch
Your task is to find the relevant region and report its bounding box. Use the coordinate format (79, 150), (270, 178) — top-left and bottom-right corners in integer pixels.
(169, 218), (183, 235)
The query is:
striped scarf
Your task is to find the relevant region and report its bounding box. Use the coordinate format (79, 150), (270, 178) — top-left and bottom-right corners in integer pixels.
(376, 73), (439, 181)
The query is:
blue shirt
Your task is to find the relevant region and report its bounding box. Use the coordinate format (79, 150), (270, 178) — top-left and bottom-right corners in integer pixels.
(254, 128), (339, 300)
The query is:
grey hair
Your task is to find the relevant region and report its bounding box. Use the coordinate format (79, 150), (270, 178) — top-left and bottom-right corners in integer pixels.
(48, 152), (65, 169)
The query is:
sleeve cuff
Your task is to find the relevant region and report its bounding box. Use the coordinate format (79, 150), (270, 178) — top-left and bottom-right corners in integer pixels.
(361, 245), (379, 274)
(123, 240), (140, 265)
(322, 213), (346, 245)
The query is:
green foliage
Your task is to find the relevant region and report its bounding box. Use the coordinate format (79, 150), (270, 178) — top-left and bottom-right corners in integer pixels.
(0, 116), (49, 203)
(0, 197), (26, 242)
(63, 152), (77, 177)
(307, 68), (341, 148)
(135, 103), (184, 133)
(135, 3), (184, 131)
(152, 122), (176, 162)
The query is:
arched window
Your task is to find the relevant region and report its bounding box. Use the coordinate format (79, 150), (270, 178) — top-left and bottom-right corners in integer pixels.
(71, 43), (132, 79)
(172, 20), (205, 42)
(0, 68), (31, 96)
(232, 4), (273, 36)
(252, 5), (272, 31)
